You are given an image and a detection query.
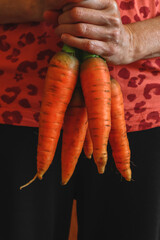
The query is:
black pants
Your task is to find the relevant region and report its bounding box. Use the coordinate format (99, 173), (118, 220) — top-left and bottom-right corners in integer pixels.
(3, 124), (160, 240)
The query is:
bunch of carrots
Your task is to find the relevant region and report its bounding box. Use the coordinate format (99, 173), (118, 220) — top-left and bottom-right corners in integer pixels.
(20, 44), (131, 190)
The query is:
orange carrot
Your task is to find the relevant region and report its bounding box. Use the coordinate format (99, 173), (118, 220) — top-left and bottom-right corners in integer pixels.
(109, 78), (132, 181)
(61, 84), (88, 185)
(37, 46), (79, 180)
(69, 199), (78, 240)
(20, 45), (79, 189)
(83, 127), (93, 159)
(80, 53), (111, 174)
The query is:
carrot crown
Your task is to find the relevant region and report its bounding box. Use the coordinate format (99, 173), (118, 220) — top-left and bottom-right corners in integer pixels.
(82, 51), (106, 63)
(82, 51), (99, 61)
(62, 44), (77, 56)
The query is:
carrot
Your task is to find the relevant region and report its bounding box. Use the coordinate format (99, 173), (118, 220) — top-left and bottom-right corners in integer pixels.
(20, 45), (79, 189)
(80, 53), (111, 174)
(109, 78), (132, 181)
(83, 127), (93, 159)
(61, 83), (88, 185)
(69, 199), (78, 240)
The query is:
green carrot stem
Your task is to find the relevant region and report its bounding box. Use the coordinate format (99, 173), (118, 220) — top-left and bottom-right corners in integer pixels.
(62, 44), (76, 56)
(82, 51), (107, 63)
(82, 51), (100, 61)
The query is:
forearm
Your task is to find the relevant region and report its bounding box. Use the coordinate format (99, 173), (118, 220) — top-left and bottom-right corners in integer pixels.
(127, 16), (160, 63)
(0, 0), (82, 24)
(0, 0), (45, 23)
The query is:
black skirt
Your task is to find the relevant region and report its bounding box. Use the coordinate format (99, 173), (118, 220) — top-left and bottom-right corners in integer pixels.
(3, 124), (160, 240)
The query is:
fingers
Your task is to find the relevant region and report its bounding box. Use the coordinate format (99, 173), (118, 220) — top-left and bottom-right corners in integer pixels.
(61, 33), (130, 65)
(61, 33), (117, 58)
(59, 8), (102, 25)
(58, 7), (120, 27)
(55, 23), (120, 43)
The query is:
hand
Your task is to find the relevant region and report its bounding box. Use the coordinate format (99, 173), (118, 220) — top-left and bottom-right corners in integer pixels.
(54, 0), (134, 65)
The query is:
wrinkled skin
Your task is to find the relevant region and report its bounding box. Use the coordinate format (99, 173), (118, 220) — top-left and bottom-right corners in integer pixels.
(45, 0), (133, 65)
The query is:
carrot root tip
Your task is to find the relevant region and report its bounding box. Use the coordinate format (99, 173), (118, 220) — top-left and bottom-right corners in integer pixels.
(97, 165), (106, 174)
(123, 168), (132, 182)
(85, 154), (92, 159)
(20, 174), (37, 190)
(37, 174), (43, 180)
(61, 180), (68, 186)
(125, 176), (132, 182)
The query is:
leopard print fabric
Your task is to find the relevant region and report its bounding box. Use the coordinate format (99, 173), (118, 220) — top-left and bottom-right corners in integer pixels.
(0, 0), (160, 132)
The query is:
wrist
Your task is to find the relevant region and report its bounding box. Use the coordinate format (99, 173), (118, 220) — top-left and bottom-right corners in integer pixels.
(121, 24), (138, 64)
(124, 23), (145, 63)
(124, 17), (160, 63)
